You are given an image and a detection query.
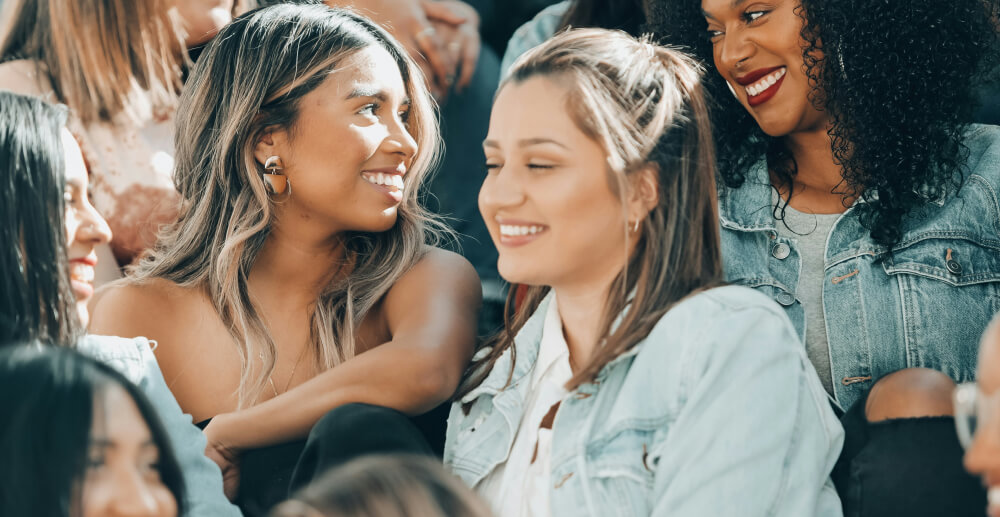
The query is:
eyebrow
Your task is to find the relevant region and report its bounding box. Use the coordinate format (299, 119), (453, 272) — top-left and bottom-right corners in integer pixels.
(345, 85), (411, 106)
(89, 438), (157, 450)
(483, 137), (569, 150)
(702, 0), (749, 18)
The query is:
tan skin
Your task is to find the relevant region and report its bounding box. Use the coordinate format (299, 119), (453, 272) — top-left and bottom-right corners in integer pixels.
(703, 0), (854, 214)
(91, 47), (481, 498)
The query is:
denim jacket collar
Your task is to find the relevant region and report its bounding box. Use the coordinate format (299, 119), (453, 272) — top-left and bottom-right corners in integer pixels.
(718, 159), (778, 232)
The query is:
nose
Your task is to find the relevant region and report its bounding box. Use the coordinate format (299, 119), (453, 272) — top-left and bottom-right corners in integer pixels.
(478, 164), (526, 215)
(76, 202), (113, 247)
(716, 26), (754, 73)
(109, 472), (165, 517)
(385, 115), (418, 163)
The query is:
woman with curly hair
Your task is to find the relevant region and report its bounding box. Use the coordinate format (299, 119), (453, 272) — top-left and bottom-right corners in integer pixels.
(649, 0), (1000, 515)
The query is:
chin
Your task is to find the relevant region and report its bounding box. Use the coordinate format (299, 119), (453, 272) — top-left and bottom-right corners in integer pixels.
(76, 302), (89, 330)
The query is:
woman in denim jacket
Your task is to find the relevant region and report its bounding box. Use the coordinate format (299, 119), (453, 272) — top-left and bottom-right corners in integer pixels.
(650, 0), (999, 515)
(0, 91), (240, 516)
(445, 29), (844, 516)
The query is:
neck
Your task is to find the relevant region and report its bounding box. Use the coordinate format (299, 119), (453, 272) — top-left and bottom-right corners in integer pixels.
(250, 213), (347, 302)
(552, 279), (615, 373)
(776, 126), (856, 212)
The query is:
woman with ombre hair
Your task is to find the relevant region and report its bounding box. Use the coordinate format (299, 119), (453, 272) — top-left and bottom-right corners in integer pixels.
(446, 28), (842, 516)
(92, 4), (480, 515)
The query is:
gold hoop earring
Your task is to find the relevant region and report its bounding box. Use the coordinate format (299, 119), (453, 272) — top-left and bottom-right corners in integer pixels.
(262, 155), (291, 198)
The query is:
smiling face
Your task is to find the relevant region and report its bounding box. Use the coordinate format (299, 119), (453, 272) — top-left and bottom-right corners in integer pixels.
(62, 129), (112, 328)
(965, 321), (1000, 517)
(255, 45), (417, 235)
(480, 76), (636, 290)
(81, 384), (177, 517)
(702, 0), (829, 137)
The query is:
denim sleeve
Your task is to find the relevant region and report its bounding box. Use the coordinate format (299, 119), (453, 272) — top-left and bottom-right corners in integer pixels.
(499, 1), (570, 78)
(135, 343), (242, 517)
(648, 304), (844, 517)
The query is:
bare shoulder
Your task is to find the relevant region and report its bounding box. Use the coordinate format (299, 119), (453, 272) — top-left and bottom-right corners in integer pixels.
(0, 60), (54, 98)
(89, 277), (207, 341)
(391, 247), (481, 298)
(382, 247), (482, 324)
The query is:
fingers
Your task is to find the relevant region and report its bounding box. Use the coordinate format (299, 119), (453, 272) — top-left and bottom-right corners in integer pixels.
(412, 23), (451, 91)
(421, 0), (468, 25)
(456, 29), (480, 91)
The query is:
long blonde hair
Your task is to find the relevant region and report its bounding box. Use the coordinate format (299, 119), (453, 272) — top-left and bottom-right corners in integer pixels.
(459, 28), (723, 397)
(0, 0), (185, 124)
(130, 4), (445, 407)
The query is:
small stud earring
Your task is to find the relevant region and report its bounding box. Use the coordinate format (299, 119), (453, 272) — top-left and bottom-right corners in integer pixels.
(262, 155), (291, 197)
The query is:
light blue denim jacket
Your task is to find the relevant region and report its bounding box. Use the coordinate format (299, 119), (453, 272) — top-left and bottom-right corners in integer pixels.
(78, 335), (241, 517)
(499, 1), (569, 77)
(720, 124), (1000, 411)
(445, 286), (844, 517)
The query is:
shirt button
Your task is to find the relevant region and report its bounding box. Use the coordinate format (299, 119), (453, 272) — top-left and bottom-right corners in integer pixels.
(772, 242), (791, 260)
(775, 291), (796, 306)
(947, 260), (963, 275)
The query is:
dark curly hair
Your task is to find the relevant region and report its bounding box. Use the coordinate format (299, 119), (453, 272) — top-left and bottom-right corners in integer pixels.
(648, 0), (1000, 247)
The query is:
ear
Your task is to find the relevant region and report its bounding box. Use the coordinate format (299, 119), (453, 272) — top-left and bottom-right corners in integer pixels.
(252, 127), (283, 168)
(627, 165), (660, 222)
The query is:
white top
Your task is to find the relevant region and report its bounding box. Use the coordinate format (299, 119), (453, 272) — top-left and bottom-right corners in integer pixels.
(478, 295), (573, 516)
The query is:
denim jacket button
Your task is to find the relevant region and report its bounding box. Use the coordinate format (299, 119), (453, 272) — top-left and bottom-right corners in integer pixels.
(947, 259), (963, 275)
(772, 242), (791, 260)
(775, 291), (796, 306)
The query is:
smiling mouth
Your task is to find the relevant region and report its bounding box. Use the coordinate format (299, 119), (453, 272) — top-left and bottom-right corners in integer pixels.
(362, 172), (404, 191)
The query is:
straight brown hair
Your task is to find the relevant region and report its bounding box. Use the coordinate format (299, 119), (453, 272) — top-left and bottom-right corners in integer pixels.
(457, 28), (723, 397)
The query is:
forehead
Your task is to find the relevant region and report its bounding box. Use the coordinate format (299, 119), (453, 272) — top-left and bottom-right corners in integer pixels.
(489, 77), (580, 142)
(91, 383), (152, 443)
(60, 128), (87, 184)
(326, 45), (407, 99)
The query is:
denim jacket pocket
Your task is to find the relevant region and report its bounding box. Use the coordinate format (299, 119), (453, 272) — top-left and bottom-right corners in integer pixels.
(880, 237), (1000, 379)
(584, 427), (658, 517)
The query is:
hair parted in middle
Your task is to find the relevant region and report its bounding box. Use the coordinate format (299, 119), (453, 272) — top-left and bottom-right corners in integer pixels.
(458, 28), (723, 398)
(129, 3), (446, 407)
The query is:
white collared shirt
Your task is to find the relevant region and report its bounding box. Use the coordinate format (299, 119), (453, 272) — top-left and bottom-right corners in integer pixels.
(478, 295), (573, 517)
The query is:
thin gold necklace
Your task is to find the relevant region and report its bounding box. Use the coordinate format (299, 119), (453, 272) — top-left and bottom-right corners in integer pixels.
(268, 344), (309, 397)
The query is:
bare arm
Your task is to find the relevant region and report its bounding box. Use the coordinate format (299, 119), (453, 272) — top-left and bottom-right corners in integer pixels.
(207, 248), (481, 450)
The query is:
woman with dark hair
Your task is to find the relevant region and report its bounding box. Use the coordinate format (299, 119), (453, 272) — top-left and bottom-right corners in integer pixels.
(499, 0), (648, 75)
(0, 90), (240, 516)
(648, 0), (1000, 515)
(447, 29), (842, 516)
(0, 345), (183, 516)
(91, 4), (480, 514)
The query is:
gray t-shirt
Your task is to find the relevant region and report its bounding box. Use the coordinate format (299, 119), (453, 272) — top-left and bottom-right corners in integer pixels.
(774, 202), (842, 395)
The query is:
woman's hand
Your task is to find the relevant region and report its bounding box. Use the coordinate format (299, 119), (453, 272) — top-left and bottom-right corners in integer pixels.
(338, 0), (462, 98)
(423, 0), (481, 94)
(202, 416), (242, 502)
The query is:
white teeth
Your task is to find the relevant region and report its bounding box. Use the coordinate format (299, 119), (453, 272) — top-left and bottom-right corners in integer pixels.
(499, 224), (545, 237)
(69, 263), (94, 283)
(744, 67), (786, 97)
(363, 172), (405, 190)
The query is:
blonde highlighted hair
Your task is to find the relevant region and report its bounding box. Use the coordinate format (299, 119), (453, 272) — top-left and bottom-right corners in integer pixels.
(0, 0), (185, 124)
(459, 28), (723, 397)
(130, 4), (445, 407)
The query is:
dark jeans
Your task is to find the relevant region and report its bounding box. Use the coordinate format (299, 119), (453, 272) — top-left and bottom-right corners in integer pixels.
(234, 403), (440, 517)
(832, 391), (986, 517)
